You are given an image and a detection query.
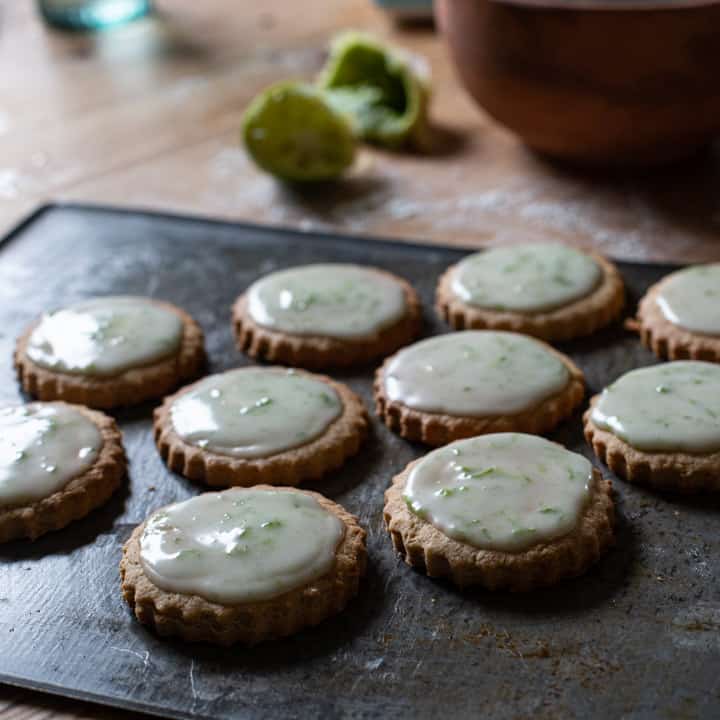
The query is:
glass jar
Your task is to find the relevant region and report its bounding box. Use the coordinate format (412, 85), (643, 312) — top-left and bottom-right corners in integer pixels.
(38, 0), (151, 31)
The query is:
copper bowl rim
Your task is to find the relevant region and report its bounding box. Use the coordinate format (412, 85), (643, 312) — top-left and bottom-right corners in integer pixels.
(490, 0), (720, 11)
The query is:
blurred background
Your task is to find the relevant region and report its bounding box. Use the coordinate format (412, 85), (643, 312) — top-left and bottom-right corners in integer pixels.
(0, 0), (718, 266)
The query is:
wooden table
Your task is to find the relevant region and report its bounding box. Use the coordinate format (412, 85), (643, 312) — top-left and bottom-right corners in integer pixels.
(1, 1), (719, 718)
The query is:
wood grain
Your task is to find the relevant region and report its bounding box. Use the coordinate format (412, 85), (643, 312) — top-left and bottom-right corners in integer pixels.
(0, 0), (719, 718)
(0, 687), (154, 719)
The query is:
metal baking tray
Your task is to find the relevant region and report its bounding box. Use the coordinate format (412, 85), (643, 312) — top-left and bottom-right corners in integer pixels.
(0, 204), (718, 720)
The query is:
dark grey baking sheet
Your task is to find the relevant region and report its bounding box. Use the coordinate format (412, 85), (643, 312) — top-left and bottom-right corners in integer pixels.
(1, 204), (719, 720)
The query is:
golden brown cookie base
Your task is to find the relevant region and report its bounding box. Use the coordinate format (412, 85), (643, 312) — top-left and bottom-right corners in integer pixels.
(0, 404), (126, 542)
(584, 400), (720, 493)
(384, 463), (614, 592)
(232, 270), (422, 369)
(154, 368), (368, 487)
(374, 340), (585, 446)
(14, 300), (206, 409)
(632, 280), (720, 363)
(435, 251), (625, 342)
(120, 487), (367, 645)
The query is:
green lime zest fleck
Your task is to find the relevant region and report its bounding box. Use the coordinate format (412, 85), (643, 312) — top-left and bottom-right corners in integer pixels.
(402, 494), (426, 518)
(459, 465), (497, 479)
(655, 384), (671, 394)
(318, 392), (337, 407)
(290, 292), (319, 311)
(511, 527), (537, 537)
(261, 519), (283, 529)
(227, 544), (249, 556)
(240, 396), (274, 416)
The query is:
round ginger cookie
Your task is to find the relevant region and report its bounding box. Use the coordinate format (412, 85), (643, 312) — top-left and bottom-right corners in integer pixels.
(375, 330), (584, 446)
(154, 366), (368, 487)
(0, 401), (126, 542)
(436, 243), (624, 342)
(384, 433), (614, 591)
(584, 361), (720, 492)
(232, 263), (422, 369)
(15, 296), (206, 409)
(631, 264), (720, 363)
(121, 486), (367, 645)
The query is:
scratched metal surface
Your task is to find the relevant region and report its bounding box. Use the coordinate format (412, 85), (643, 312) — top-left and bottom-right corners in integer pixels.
(0, 204), (719, 720)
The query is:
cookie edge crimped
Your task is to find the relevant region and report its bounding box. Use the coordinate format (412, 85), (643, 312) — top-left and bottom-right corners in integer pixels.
(384, 458), (614, 591)
(435, 250), (625, 342)
(0, 403), (127, 542)
(373, 336), (585, 446)
(231, 267), (423, 369)
(154, 367), (369, 487)
(633, 277), (720, 363)
(120, 486), (367, 645)
(583, 396), (720, 492)
(14, 299), (207, 409)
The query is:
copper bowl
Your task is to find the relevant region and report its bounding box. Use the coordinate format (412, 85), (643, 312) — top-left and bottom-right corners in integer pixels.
(436, 0), (720, 166)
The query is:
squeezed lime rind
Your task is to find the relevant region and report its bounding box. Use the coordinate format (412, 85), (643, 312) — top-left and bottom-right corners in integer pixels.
(319, 31), (430, 149)
(242, 81), (356, 182)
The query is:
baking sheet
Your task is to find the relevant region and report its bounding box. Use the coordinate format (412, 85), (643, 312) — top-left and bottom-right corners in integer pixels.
(0, 204), (718, 720)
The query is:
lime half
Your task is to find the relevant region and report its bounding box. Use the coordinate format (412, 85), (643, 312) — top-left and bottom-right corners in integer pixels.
(242, 82), (356, 182)
(319, 31), (430, 149)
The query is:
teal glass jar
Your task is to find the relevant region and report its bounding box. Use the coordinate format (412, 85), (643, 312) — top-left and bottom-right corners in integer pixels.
(38, 0), (151, 30)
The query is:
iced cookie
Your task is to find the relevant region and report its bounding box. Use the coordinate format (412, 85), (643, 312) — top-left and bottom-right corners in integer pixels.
(384, 433), (614, 591)
(0, 402), (126, 542)
(154, 366), (368, 487)
(584, 361), (720, 492)
(121, 486), (366, 645)
(232, 264), (422, 368)
(15, 296), (206, 409)
(375, 330), (584, 445)
(436, 243), (624, 342)
(632, 264), (720, 363)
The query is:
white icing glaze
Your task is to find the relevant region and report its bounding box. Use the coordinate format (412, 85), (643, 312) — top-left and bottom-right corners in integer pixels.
(383, 331), (570, 416)
(26, 296), (183, 377)
(246, 263), (407, 338)
(656, 264), (720, 336)
(0, 403), (101, 507)
(591, 361), (720, 453)
(140, 488), (344, 603)
(451, 243), (601, 312)
(404, 433), (591, 552)
(170, 367), (342, 459)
